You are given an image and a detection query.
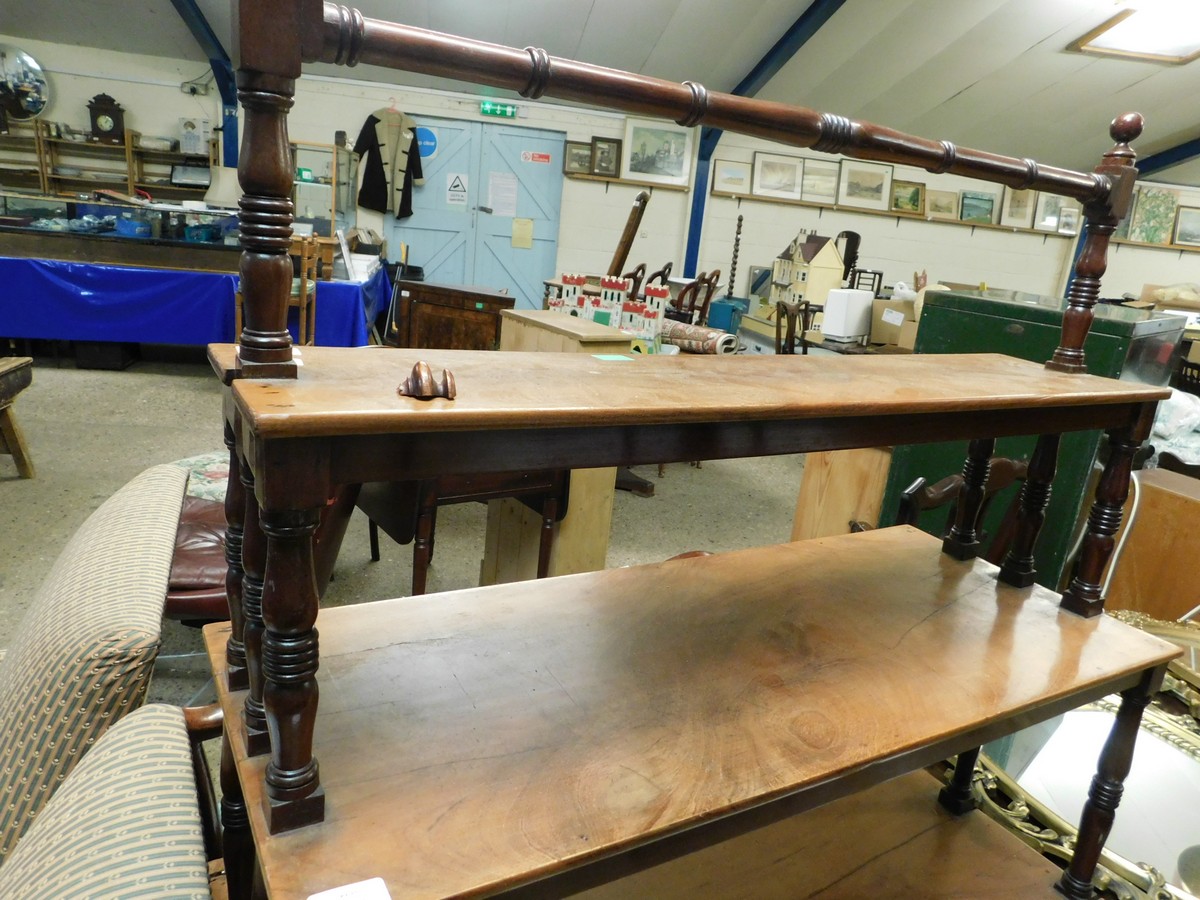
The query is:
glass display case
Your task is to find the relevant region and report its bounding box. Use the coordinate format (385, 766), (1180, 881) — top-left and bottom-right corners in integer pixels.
(291, 140), (355, 237)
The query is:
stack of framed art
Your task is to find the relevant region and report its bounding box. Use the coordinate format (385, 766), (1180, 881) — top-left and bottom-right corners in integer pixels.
(563, 117), (694, 188)
(708, 149), (1087, 236)
(1114, 184), (1200, 251)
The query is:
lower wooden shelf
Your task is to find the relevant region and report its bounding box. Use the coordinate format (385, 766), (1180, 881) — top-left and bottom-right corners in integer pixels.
(205, 526), (1177, 898)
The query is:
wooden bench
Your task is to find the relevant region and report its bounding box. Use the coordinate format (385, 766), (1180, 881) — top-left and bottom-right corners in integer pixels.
(0, 357), (34, 478)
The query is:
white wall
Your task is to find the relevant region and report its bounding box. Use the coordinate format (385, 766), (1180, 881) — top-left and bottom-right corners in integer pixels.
(5, 31), (1195, 298)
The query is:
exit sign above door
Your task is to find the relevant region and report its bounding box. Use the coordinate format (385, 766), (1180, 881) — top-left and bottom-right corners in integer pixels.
(480, 100), (518, 118)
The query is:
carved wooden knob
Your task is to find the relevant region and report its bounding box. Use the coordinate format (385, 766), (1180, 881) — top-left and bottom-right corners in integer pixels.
(398, 361), (456, 400)
(1110, 112), (1143, 144)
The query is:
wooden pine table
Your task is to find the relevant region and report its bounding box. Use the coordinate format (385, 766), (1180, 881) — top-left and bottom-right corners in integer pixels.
(205, 526), (1178, 898)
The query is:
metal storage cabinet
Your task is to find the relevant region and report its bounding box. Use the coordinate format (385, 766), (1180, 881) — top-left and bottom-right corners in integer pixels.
(878, 289), (1183, 589)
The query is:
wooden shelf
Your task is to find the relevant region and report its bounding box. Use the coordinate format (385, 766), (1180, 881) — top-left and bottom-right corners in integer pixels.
(566, 171), (689, 192)
(206, 526), (1177, 898)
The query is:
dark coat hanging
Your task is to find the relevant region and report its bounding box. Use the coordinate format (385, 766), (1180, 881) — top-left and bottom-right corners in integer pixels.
(353, 109), (424, 217)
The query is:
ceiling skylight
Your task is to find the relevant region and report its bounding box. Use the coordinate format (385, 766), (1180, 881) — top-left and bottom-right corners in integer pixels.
(1069, 4), (1200, 64)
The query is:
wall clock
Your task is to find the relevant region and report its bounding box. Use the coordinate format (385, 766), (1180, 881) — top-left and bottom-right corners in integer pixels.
(88, 93), (125, 145)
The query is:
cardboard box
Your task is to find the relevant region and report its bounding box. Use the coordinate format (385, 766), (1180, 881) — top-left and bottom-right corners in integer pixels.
(822, 289), (874, 341)
(869, 298), (916, 345)
(897, 320), (919, 351)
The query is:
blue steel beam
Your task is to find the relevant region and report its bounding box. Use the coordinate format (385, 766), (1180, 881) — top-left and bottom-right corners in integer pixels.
(683, 0), (847, 278)
(169, 0), (238, 165)
(1137, 136), (1200, 177)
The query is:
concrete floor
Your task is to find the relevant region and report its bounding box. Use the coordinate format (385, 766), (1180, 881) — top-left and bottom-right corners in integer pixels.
(0, 348), (804, 706)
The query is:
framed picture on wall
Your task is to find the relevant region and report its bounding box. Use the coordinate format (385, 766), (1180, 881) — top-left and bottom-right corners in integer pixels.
(926, 189), (958, 220)
(837, 161), (892, 211)
(1034, 193), (1065, 231)
(1057, 206), (1080, 236)
(999, 188), (1036, 228)
(890, 180), (925, 215)
(751, 152), (804, 200)
(622, 117), (693, 186)
(563, 141), (593, 175)
(800, 158), (840, 204)
(959, 190), (996, 224)
(1127, 185), (1179, 244)
(1173, 207), (1200, 246)
(590, 137), (621, 177)
(1114, 187), (1137, 240)
(711, 158), (752, 195)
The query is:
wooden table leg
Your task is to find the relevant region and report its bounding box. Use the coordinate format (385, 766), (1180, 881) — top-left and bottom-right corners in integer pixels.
(219, 729), (256, 900)
(1061, 405), (1154, 617)
(1000, 432), (1060, 588)
(943, 437), (995, 560)
(260, 504), (325, 833)
(240, 461), (271, 758)
(1055, 666), (1164, 899)
(224, 418), (249, 691)
(0, 404), (35, 478)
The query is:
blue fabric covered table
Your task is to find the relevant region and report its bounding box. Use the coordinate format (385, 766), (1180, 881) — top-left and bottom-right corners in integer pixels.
(0, 257), (389, 348)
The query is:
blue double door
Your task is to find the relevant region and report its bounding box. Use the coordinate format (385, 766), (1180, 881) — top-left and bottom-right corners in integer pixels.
(394, 117), (564, 309)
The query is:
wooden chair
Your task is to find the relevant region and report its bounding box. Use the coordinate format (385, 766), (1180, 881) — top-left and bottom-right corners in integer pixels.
(621, 262), (647, 299)
(775, 300), (816, 355)
(667, 269), (719, 326)
(646, 261), (672, 287)
(235, 235), (318, 344)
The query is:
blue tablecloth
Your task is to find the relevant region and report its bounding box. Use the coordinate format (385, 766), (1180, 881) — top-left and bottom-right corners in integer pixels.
(0, 256), (389, 348)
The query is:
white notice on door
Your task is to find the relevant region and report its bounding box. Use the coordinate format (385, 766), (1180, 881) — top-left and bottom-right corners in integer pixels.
(446, 173), (468, 206)
(488, 171), (518, 217)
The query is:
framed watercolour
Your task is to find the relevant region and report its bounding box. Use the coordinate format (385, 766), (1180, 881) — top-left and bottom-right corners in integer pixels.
(1034, 193), (1066, 231)
(800, 158), (839, 204)
(1173, 207), (1200, 247)
(837, 161), (892, 211)
(959, 190), (996, 224)
(999, 188), (1036, 229)
(926, 189), (958, 220)
(890, 180), (925, 215)
(622, 117), (693, 186)
(711, 159), (752, 195)
(1057, 206), (1080, 236)
(564, 141), (593, 175)
(751, 152), (804, 201)
(590, 137), (621, 177)
(1127, 186), (1179, 244)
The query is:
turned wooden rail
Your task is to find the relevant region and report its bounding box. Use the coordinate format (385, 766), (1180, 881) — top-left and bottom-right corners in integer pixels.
(230, 0), (1141, 377)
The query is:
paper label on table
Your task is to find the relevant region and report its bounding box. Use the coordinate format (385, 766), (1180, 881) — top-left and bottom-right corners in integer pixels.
(512, 217), (534, 249)
(882, 307), (907, 327)
(593, 354), (634, 361)
(308, 877), (392, 900)
(446, 173), (468, 206)
(488, 171), (518, 217)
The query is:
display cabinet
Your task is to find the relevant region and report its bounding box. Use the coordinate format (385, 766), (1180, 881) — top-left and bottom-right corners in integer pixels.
(291, 140), (354, 237)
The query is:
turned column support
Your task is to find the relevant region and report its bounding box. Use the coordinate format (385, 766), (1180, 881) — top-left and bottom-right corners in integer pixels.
(943, 437), (995, 560)
(239, 460), (272, 758)
(223, 417), (249, 692)
(999, 433), (1060, 588)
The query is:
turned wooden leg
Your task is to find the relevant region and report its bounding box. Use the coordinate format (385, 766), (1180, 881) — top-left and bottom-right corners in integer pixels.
(943, 437), (995, 560)
(224, 418), (249, 691)
(938, 746), (981, 815)
(1000, 433), (1060, 588)
(240, 465), (271, 757)
(220, 730), (256, 900)
(1056, 667), (1163, 898)
(368, 519), (380, 562)
(412, 481), (437, 596)
(537, 494), (559, 579)
(260, 506), (325, 833)
(1060, 409), (1152, 617)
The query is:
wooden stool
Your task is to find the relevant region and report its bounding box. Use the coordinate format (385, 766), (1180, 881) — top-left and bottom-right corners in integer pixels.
(0, 357), (35, 478)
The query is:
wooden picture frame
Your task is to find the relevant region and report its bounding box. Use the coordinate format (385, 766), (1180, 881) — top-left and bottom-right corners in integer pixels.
(1128, 185), (1179, 244)
(751, 152), (804, 201)
(800, 158), (840, 204)
(563, 140), (593, 175)
(1034, 193), (1067, 231)
(590, 137), (621, 177)
(837, 161), (892, 211)
(999, 188), (1036, 229)
(1057, 206), (1080, 236)
(926, 189), (959, 221)
(890, 179), (925, 215)
(959, 190), (996, 224)
(1173, 206), (1200, 247)
(622, 117), (693, 186)
(711, 158), (752, 195)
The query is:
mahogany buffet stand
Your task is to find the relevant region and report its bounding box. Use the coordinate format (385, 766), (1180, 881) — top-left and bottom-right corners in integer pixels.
(210, 3), (1179, 897)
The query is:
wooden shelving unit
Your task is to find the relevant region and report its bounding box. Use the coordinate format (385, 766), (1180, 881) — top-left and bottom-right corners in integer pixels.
(566, 171), (689, 192)
(0, 122), (46, 194)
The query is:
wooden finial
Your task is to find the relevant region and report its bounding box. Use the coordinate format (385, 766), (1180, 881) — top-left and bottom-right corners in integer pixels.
(398, 361), (456, 400)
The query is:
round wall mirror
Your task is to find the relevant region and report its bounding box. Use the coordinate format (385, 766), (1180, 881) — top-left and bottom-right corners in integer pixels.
(0, 45), (50, 120)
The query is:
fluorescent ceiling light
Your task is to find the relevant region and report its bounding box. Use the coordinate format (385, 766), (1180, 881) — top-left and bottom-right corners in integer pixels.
(1069, 4), (1200, 64)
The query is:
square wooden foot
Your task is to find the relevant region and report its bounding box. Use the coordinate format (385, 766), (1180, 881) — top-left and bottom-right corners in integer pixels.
(265, 785), (325, 834)
(243, 716), (271, 757)
(941, 537), (979, 561)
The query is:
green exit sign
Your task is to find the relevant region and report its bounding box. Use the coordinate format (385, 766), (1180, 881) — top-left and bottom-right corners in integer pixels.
(480, 100), (518, 118)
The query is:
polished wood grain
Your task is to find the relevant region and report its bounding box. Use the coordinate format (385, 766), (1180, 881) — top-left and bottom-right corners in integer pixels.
(220, 346), (1166, 440)
(205, 526), (1177, 899)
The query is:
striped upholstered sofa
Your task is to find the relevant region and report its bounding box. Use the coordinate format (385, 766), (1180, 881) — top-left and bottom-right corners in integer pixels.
(0, 463), (214, 897)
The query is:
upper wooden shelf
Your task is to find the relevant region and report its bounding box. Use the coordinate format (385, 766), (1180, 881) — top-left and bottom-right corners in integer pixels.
(205, 526), (1178, 899)
(214, 344), (1167, 440)
(566, 171), (689, 192)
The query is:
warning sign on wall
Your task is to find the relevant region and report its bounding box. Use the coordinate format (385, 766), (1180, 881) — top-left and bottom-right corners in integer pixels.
(446, 173), (468, 206)
(521, 151), (551, 164)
